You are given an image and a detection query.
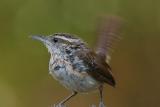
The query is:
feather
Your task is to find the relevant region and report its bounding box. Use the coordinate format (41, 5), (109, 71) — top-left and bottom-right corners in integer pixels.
(96, 15), (123, 61)
(76, 50), (116, 87)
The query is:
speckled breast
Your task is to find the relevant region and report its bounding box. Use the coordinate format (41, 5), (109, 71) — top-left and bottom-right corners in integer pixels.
(49, 55), (100, 93)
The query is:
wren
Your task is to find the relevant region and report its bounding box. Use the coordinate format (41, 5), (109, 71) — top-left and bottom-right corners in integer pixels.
(31, 16), (122, 107)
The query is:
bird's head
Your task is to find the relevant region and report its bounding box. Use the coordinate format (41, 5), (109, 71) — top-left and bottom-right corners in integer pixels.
(31, 33), (85, 55)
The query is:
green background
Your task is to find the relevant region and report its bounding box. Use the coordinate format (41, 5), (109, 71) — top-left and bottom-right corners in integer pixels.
(0, 0), (160, 107)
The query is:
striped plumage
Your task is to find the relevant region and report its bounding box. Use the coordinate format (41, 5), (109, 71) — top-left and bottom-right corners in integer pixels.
(31, 16), (122, 107)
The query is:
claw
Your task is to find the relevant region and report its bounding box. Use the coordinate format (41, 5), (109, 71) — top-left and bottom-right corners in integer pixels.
(99, 101), (106, 107)
(91, 104), (96, 107)
(51, 104), (66, 107)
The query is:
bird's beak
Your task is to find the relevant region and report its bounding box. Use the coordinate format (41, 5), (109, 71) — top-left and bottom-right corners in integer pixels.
(31, 35), (47, 43)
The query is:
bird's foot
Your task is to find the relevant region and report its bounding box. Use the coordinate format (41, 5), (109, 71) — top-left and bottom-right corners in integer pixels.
(90, 102), (106, 107)
(91, 104), (96, 107)
(52, 103), (67, 107)
(99, 101), (106, 107)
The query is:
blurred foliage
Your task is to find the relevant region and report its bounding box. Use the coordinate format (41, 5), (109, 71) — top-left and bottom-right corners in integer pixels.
(0, 0), (160, 107)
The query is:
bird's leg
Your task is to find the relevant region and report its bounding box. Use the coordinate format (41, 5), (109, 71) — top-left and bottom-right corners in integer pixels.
(99, 85), (106, 107)
(59, 91), (77, 105)
(54, 91), (77, 107)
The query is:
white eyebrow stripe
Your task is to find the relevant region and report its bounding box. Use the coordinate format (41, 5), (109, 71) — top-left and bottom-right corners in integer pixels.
(55, 36), (79, 43)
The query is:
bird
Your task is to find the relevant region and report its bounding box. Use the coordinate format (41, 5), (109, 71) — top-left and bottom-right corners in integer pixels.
(31, 16), (122, 107)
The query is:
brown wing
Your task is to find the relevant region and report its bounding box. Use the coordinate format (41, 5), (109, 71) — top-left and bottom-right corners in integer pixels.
(92, 56), (116, 86)
(76, 50), (115, 87)
(96, 15), (123, 60)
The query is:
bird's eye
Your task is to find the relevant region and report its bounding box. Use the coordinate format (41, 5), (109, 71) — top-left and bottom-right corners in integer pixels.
(53, 38), (58, 43)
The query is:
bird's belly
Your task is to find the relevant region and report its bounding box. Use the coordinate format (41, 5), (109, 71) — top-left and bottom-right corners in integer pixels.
(49, 67), (100, 93)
